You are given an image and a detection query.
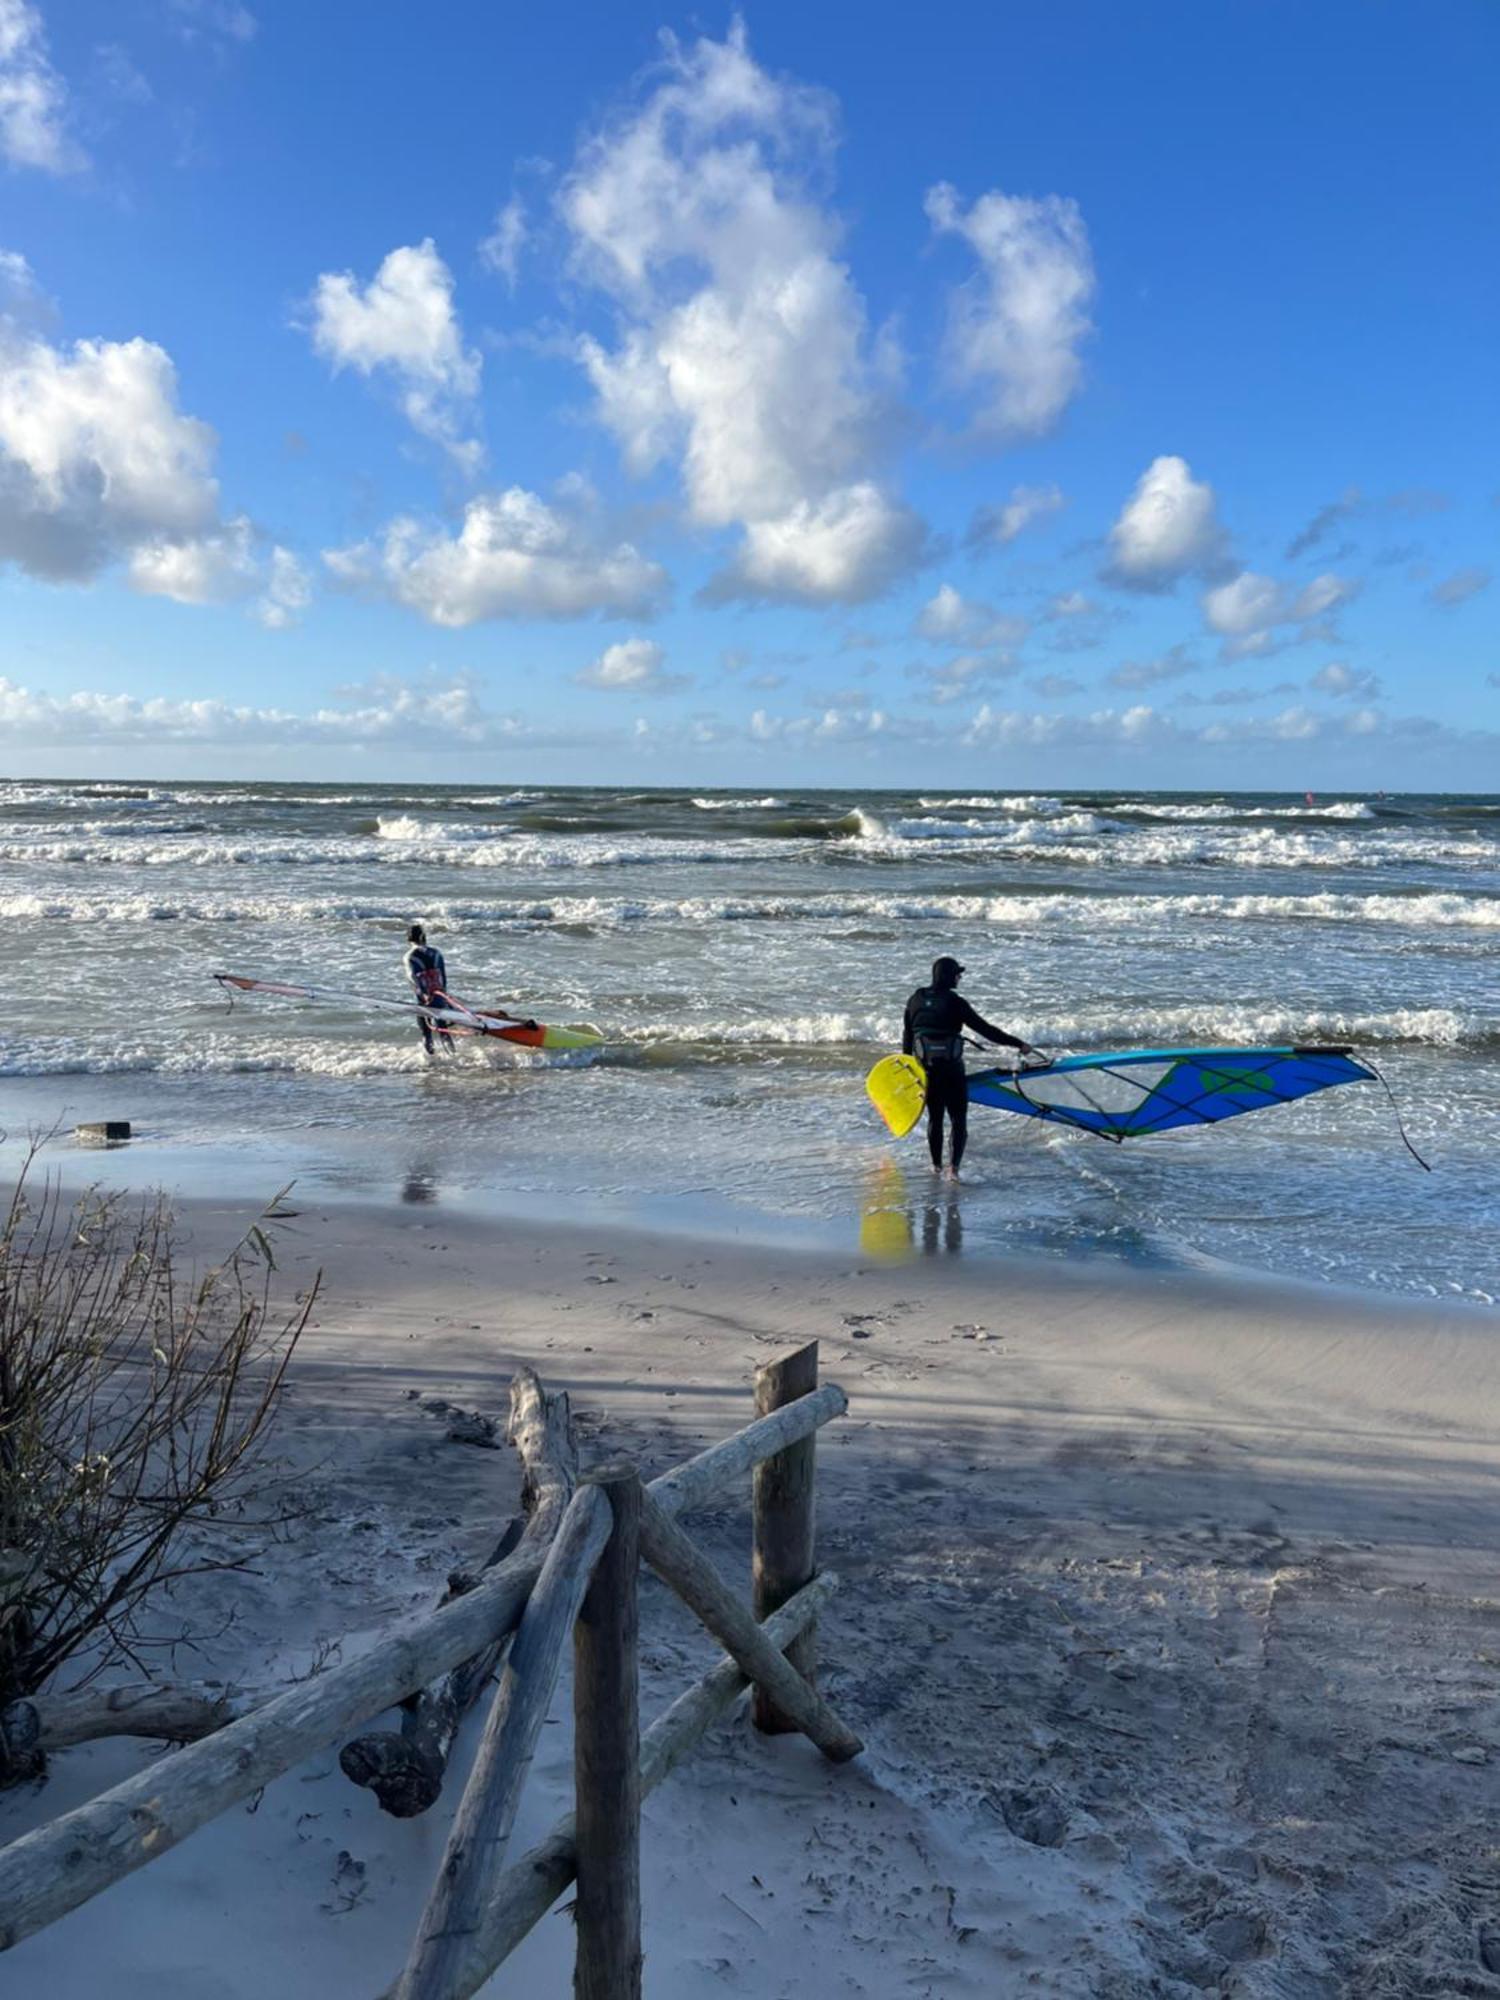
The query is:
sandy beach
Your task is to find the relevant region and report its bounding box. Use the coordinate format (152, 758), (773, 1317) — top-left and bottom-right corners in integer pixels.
(3, 1187), (1497, 1998)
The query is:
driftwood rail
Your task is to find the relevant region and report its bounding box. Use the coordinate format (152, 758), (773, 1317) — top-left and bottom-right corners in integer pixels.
(0, 1341), (853, 2000)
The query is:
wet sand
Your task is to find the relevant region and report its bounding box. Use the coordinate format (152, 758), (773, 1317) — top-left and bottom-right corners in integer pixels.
(3, 1190), (1498, 1996)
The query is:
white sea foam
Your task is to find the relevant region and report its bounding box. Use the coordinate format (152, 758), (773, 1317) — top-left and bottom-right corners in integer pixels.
(690, 796), (783, 810)
(1035, 1003), (1491, 1049)
(3, 887), (1499, 931)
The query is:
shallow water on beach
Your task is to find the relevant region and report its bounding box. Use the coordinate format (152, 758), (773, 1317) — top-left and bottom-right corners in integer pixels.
(0, 779), (1496, 1303)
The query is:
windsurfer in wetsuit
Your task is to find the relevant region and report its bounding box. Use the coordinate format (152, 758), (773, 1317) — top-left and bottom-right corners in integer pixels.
(902, 956), (1039, 1179)
(404, 924), (453, 1055)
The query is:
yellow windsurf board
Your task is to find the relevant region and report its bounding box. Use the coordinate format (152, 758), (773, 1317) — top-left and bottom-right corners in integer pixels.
(865, 1053), (928, 1138)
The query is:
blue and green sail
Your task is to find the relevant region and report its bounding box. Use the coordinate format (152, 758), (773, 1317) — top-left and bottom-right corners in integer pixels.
(966, 1046), (1375, 1140)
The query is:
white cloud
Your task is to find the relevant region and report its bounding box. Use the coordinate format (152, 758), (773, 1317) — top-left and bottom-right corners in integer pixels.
(126, 519), (311, 629)
(1311, 661), (1381, 700)
(748, 703), (893, 746)
(925, 183), (1093, 435)
(576, 635), (688, 694)
(1290, 573), (1357, 622)
(0, 0), (82, 172)
(0, 305), (220, 580)
(1201, 570), (1283, 639)
(561, 22), (919, 605)
(960, 699), (1415, 753)
(306, 240), (482, 467)
(260, 546), (311, 629)
(704, 481), (925, 606)
(1105, 455), (1229, 591)
(1202, 568), (1359, 657)
(128, 515), (258, 603)
(323, 486), (668, 627)
(480, 197), (527, 287)
(0, 670), (579, 750)
(968, 482), (1065, 548)
(915, 582), (1028, 649)
(1429, 566), (1491, 610)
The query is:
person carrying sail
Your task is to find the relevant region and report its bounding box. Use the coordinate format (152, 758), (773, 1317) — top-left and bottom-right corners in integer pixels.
(403, 923), (453, 1056)
(902, 956), (1038, 1178)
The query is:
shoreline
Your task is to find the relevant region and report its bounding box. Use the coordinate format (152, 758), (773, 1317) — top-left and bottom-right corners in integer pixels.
(2, 1075), (1489, 1316)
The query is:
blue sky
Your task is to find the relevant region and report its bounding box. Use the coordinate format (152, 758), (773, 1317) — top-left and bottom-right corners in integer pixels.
(0, 0), (1495, 785)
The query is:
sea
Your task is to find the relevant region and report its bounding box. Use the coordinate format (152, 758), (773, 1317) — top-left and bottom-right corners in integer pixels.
(0, 779), (1496, 1306)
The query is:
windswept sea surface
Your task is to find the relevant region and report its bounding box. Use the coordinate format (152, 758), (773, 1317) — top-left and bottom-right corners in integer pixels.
(0, 779), (1496, 1304)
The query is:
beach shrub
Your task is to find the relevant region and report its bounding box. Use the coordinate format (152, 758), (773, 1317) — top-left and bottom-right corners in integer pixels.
(0, 1160), (312, 1777)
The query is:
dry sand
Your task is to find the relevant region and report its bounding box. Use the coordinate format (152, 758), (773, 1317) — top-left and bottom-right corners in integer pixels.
(3, 1193), (1498, 1998)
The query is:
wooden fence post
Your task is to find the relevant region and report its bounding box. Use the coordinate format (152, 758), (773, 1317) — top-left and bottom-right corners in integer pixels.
(751, 1342), (819, 1733)
(573, 1465), (642, 2000)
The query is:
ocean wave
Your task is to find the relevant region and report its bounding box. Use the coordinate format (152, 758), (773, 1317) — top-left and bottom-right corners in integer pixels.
(374, 814), (510, 844)
(1112, 799), (1376, 823)
(1034, 1004), (1493, 1051)
(4, 887), (1499, 931)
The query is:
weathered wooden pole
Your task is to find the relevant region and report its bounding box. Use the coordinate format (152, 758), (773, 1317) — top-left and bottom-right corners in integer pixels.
(572, 1464), (642, 2000)
(430, 1573), (842, 2000)
(751, 1341), (819, 1732)
(397, 1482), (611, 2000)
(637, 1493), (860, 1763)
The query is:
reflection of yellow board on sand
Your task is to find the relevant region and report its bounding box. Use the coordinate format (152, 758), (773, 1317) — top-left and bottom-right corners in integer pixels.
(866, 1053), (928, 1137)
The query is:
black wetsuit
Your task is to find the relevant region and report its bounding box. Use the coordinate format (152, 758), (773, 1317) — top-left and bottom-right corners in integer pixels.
(902, 985), (1027, 1170)
(404, 943), (451, 1053)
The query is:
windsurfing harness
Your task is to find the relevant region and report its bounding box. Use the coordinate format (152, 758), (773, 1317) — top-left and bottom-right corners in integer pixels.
(902, 986), (1026, 1065)
(404, 942), (447, 1004)
(966, 1046), (1375, 1142)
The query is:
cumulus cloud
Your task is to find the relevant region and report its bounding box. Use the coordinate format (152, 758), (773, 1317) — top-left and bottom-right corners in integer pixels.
(305, 240), (482, 467)
(575, 635), (688, 694)
(0, 296), (222, 581)
(323, 486), (667, 627)
(1202, 569), (1359, 657)
(915, 582), (1027, 649)
(125, 519), (312, 628)
(702, 481), (926, 606)
(1104, 455), (1229, 591)
(748, 702), (895, 746)
(1428, 566), (1491, 610)
(0, 263), (310, 615)
(925, 183), (1093, 436)
(128, 516), (259, 604)
(966, 482), (1065, 549)
(561, 22), (920, 604)
(0, 0), (82, 171)
(1310, 661), (1381, 700)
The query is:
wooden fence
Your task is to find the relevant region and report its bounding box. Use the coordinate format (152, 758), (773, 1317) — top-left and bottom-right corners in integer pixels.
(0, 1341), (856, 1998)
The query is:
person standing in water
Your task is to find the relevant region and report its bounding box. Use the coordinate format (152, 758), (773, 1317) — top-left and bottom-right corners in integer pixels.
(902, 956), (1039, 1179)
(403, 923), (453, 1055)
